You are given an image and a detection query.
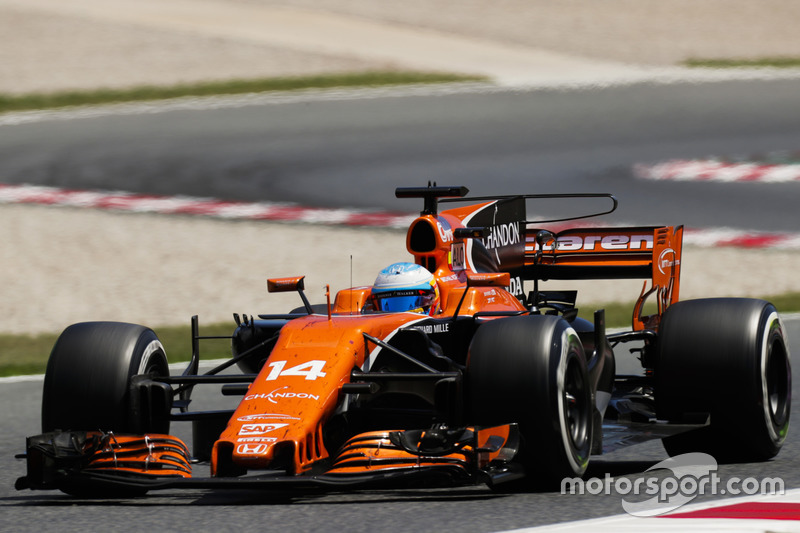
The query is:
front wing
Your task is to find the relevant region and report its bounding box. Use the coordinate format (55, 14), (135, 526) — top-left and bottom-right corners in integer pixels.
(16, 425), (523, 494)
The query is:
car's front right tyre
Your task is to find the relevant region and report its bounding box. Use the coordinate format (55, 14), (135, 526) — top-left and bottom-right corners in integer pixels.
(656, 298), (791, 462)
(42, 321), (169, 434)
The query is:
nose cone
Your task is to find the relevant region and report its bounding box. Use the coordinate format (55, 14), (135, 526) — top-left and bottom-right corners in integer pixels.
(213, 415), (327, 475)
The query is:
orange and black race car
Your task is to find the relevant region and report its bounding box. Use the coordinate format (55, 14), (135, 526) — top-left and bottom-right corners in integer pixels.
(16, 185), (792, 495)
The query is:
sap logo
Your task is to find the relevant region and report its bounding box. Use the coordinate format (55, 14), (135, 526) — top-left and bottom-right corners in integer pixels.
(484, 222), (521, 250)
(538, 234), (654, 252)
(658, 248), (680, 275)
(239, 423), (288, 435)
(236, 443), (269, 455)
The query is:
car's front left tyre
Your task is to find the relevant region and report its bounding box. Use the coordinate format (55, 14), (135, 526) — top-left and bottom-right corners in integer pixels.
(467, 315), (593, 489)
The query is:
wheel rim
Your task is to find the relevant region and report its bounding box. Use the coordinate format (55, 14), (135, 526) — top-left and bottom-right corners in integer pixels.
(142, 356), (166, 376)
(564, 356), (590, 451)
(765, 333), (790, 428)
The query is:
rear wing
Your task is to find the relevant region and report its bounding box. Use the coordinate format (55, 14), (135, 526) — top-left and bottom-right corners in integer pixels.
(525, 225), (683, 329)
(398, 186), (683, 329)
(525, 225), (683, 283)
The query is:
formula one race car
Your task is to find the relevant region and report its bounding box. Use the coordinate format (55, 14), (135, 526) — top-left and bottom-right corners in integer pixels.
(16, 185), (791, 496)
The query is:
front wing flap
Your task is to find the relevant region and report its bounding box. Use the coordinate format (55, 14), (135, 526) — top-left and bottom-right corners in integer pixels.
(17, 431), (192, 491)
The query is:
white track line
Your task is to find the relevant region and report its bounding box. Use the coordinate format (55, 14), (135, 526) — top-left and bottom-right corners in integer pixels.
(0, 83), (501, 127)
(0, 359), (230, 384)
(4, 67), (800, 127)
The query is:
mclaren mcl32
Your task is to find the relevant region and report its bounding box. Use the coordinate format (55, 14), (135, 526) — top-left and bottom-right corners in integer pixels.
(16, 185), (791, 496)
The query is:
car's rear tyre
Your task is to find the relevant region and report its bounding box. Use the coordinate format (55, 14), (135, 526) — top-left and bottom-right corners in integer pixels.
(656, 298), (791, 462)
(467, 315), (593, 489)
(42, 322), (170, 434)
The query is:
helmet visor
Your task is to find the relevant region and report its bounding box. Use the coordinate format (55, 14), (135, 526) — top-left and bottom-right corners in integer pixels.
(372, 289), (436, 312)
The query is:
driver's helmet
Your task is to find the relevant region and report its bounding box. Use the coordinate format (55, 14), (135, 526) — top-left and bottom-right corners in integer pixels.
(371, 262), (440, 314)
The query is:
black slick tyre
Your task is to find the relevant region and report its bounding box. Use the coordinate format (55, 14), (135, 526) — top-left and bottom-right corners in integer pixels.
(42, 322), (170, 434)
(467, 315), (593, 489)
(656, 298), (791, 462)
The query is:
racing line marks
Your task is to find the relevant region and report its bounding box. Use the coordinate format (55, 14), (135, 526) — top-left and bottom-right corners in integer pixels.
(2, 183), (798, 250)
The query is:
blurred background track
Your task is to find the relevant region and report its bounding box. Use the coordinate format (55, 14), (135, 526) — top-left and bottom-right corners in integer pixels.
(3, 0), (800, 93)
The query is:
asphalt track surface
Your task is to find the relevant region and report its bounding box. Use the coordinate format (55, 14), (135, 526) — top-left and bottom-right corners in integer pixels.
(1, 77), (799, 531)
(1, 77), (799, 232)
(1, 317), (798, 532)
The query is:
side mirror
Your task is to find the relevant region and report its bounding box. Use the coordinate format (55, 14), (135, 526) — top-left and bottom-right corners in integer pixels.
(267, 276), (305, 293)
(267, 276), (314, 314)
